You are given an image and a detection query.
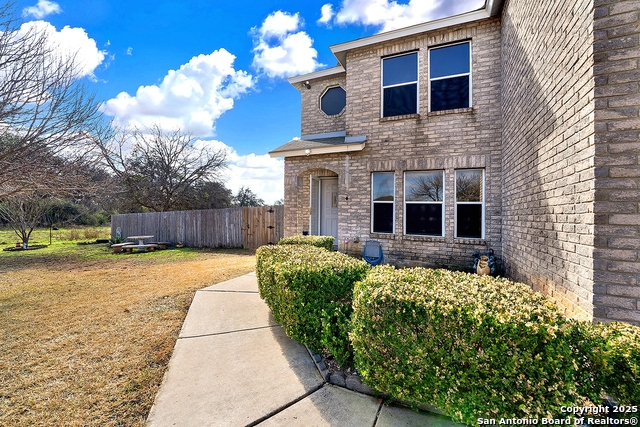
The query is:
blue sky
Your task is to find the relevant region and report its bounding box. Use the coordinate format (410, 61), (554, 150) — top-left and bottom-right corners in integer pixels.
(15, 0), (483, 203)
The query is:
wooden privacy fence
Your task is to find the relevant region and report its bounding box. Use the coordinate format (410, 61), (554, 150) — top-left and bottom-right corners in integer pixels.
(111, 206), (284, 250)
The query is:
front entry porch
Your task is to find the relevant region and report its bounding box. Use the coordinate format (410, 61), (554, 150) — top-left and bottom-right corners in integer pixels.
(310, 176), (339, 248)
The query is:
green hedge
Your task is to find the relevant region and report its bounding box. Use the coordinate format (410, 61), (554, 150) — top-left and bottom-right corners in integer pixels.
(256, 248), (640, 423)
(575, 321), (640, 405)
(255, 244), (368, 353)
(278, 235), (335, 251)
(350, 266), (585, 424)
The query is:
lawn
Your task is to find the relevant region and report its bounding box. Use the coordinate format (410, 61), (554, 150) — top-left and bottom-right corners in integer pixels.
(0, 227), (256, 426)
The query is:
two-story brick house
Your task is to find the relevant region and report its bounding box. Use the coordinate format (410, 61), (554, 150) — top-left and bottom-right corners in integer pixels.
(269, 0), (640, 326)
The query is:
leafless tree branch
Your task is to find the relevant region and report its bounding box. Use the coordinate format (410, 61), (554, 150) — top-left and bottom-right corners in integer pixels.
(0, 2), (110, 198)
(96, 124), (228, 212)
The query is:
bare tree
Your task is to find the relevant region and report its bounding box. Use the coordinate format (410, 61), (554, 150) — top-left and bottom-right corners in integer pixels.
(0, 154), (111, 246)
(0, 2), (108, 198)
(98, 124), (228, 212)
(0, 190), (52, 247)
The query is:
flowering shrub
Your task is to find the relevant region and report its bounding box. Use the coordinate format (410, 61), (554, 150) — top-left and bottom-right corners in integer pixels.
(278, 235), (335, 251)
(255, 244), (368, 353)
(350, 266), (584, 424)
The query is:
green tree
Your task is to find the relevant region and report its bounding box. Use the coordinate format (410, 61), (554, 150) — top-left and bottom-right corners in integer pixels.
(233, 186), (264, 207)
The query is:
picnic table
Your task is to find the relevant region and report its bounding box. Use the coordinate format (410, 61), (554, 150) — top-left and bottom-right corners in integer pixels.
(111, 235), (158, 253)
(127, 235), (154, 245)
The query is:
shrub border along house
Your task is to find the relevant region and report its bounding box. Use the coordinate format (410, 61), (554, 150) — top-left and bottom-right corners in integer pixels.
(255, 237), (640, 426)
(277, 235), (335, 251)
(256, 237), (368, 358)
(351, 267), (580, 423)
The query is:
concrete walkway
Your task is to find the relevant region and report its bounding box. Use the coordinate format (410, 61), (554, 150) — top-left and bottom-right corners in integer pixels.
(146, 272), (462, 427)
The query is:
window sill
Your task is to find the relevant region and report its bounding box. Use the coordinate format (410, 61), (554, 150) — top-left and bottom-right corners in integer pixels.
(428, 107), (473, 116)
(380, 113), (420, 123)
(453, 237), (486, 245)
(402, 235), (445, 243)
(369, 233), (395, 240)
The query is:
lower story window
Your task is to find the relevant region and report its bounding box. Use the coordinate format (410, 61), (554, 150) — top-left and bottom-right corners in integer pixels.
(372, 172), (394, 233)
(455, 169), (484, 238)
(405, 171), (444, 236)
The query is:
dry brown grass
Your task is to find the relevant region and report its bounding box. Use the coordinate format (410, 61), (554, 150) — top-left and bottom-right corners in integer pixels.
(0, 246), (255, 426)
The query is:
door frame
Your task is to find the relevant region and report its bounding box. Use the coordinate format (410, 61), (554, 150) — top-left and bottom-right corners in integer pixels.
(309, 176), (338, 239)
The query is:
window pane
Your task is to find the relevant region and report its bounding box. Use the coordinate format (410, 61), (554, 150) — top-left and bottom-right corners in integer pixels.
(383, 53), (418, 86)
(456, 170), (483, 202)
(430, 76), (469, 111)
(321, 86), (346, 116)
(430, 43), (470, 79)
(373, 203), (394, 233)
(383, 84), (417, 117)
(372, 173), (394, 201)
(405, 171), (443, 201)
(406, 204), (442, 236)
(457, 204), (482, 238)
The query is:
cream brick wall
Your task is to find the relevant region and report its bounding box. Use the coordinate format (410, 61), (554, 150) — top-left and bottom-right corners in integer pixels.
(592, 0), (640, 324)
(285, 18), (503, 271)
(300, 74), (346, 136)
(282, 0), (640, 325)
(501, 0), (596, 322)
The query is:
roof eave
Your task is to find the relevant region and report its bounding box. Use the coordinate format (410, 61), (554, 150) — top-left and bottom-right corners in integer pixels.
(485, 0), (503, 18)
(269, 142), (366, 158)
(330, 2), (503, 68)
(287, 66), (346, 89)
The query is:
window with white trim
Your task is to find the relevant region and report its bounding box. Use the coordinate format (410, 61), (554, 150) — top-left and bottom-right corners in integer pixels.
(455, 169), (484, 238)
(372, 172), (394, 233)
(429, 42), (471, 112)
(382, 52), (418, 117)
(404, 171), (444, 236)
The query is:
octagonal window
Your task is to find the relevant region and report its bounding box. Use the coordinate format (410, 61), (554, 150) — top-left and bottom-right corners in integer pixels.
(320, 86), (346, 116)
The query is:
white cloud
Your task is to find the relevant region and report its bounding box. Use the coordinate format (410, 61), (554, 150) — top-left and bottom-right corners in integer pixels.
(258, 10), (300, 38)
(101, 49), (254, 137)
(126, 47), (133, 56)
(14, 21), (106, 79)
(195, 140), (284, 204)
(23, 0), (61, 19)
(333, 0), (485, 32)
(252, 11), (324, 79)
(318, 4), (335, 25)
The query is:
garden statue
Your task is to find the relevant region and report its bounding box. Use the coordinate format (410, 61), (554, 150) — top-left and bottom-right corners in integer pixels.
(473, 248), (496, 276)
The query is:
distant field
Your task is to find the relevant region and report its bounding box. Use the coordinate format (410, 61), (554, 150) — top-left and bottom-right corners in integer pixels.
(0, 228), (256, 426)
(0, 226), (112, 248)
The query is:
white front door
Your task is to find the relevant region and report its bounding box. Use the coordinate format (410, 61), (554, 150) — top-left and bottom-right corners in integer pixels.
(320, 178), (339, 244)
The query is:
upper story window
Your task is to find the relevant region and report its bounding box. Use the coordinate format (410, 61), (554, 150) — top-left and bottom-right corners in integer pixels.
(429, 42), (471, 112)
(372, 172), (395, 233)
(405, 171), (444, 236)
(320, 86), (346, 116)
(382, 52), (418, 118)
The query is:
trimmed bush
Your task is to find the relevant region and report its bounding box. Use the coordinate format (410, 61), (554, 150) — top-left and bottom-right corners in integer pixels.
(321, 300), (353, 366)
(256, 244), (368, 352)
(576, 321), (640, 405)
(278, 235), (335, 251)
(350, 266), (582, 424)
